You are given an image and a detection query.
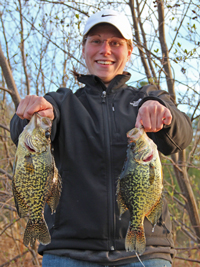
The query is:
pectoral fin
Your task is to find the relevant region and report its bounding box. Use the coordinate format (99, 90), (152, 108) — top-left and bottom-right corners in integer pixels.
(149, 163), (155, 185)
(12, 180), (29, 218)
(24, 155), (34, 173)
(146, 195), (163, 226)
(46, 162), (62, 213)
(116, 179), (128, 218)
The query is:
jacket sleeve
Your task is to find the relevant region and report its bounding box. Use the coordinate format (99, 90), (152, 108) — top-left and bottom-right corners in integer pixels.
(138, 84), (193, 155)
(10, 115), (29, 146)
(43, 88), (72, 141)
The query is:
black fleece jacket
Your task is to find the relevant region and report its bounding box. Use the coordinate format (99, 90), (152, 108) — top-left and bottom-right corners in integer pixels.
(10, 73), (193, 265)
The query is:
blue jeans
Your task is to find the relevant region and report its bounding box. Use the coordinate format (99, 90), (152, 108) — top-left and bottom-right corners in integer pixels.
(42, 254), (171, 267)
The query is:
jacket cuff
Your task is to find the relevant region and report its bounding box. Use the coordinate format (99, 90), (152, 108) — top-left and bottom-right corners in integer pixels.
(44, 95), (60, 141)
(138, 96), (167, 109)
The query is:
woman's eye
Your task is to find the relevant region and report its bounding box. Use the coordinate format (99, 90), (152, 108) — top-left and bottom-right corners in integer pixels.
(91, 39), (101, 44)
(110, 41), (119, 46)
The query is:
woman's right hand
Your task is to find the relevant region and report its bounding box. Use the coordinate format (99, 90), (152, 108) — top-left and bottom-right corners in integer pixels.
(16, 95), (54, 120)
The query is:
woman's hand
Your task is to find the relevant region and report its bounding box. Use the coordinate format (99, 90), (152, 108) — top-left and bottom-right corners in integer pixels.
(16, 95), (54, 120)
(135, 100), (172, 132)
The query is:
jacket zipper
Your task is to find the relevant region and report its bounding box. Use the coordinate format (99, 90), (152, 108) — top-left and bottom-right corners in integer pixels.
(112, 101), (119, 134)
(101, 90), (115, 251)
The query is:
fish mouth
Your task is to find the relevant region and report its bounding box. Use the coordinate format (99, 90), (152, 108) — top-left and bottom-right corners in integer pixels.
(143, 152), (153, 162)
(24, 135), (36, 152)
(24, 142), (36, 152)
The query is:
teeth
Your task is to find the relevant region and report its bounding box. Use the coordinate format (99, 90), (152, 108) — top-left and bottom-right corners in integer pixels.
(97, 61), (113, 65)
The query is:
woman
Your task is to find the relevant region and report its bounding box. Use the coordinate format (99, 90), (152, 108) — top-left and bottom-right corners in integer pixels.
(10, 9), (192, 267)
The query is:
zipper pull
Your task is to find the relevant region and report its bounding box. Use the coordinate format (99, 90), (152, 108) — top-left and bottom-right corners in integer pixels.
(101, 91), (106, 103)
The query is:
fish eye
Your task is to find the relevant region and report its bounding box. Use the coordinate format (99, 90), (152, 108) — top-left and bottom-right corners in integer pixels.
(45, 130), (51, 139)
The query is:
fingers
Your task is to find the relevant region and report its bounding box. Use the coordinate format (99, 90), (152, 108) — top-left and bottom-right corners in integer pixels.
(135, 114), (143, 129)
(16, 95), (54, 120)
(135, 100), (172, 132)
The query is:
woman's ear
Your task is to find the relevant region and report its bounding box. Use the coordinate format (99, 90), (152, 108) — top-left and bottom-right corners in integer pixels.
(127, 47), (133, 62)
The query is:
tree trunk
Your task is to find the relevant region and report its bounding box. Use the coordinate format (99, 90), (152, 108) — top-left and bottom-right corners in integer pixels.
(0, 43), (21, 110)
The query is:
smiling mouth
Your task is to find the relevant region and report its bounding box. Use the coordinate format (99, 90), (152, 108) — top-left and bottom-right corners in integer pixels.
(96, 60), (114, 65)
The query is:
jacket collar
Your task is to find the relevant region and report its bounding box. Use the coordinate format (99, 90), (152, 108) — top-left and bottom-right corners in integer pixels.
(77, 72), (131, 94)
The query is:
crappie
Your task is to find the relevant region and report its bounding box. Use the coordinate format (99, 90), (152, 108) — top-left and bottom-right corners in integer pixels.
(117, 127), (163, 255)
(12, 113), (61, 247)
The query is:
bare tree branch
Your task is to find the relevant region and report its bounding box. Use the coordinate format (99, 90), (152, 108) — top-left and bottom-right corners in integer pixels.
(0, 203), (16, 212)
(129, 0), (153, 82)
(0, 250), (29, 267)
(191, 100), (200, 122)
(0, 123), (10, 132)
(21, 14), (85, 67)
(135, 0), (159, 87)
(0, 12), (11, 68)
(161, 154), (183, 172)
(175, 256), (200, 263)
(0, 218), (20, 237)
(175, 246), (200, 251)
(188, 119), (200, 166)
(0, 168), (12, 180)
(157, 0), (175, 101)
(0, 86), (14, 96)
(18, 0), (31, 95)
(169, 0), (192, 52)
(172, 151), (200, 244)
(40, 0), (89, 16)
(172, 217), (198, 243)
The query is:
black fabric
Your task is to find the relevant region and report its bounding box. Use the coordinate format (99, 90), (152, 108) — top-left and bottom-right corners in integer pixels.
(10, 73), (192, 265)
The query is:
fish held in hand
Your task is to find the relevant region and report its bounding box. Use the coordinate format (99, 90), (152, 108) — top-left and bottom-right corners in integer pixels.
(117, 127), (163, 255)
(12, 113), (61, 247)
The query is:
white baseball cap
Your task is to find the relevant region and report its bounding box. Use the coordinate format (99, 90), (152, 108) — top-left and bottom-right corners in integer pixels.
(83, 9), (133, 42)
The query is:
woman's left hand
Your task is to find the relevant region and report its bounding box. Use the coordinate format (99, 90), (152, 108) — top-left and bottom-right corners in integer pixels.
(135, 100), (172, 132)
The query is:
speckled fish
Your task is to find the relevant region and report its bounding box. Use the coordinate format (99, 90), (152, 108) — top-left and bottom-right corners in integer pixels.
(12, 113), (61, 247)
(117, 127), (163, 255)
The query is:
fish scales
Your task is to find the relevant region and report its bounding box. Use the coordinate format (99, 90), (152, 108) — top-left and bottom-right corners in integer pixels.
(12, 113), (61, 247)
(117, 127), (163, 255)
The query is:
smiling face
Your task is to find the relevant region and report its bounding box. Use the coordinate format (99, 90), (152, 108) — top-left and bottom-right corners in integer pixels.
(82, 24), (133, 86)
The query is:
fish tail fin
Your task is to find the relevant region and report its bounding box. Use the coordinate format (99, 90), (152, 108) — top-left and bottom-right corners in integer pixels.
(125, 224), (146, 255)
(23, 218), (51, 247)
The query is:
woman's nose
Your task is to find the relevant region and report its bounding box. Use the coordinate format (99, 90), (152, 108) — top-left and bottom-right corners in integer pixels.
(99, 40), (111, 55)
